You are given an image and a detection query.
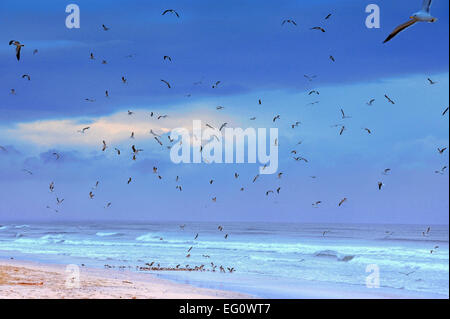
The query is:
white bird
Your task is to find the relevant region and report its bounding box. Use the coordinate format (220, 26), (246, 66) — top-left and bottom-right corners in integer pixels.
(383, 0), (437, 43)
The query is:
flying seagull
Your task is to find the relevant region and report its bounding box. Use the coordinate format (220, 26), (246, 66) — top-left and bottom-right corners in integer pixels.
(383, 0), (437, 43)
(427, 77), (437, 85)
(162, 9), (180, 17)
(384, 94), (395, 104)
(161, 79), (171, 88)
(282, 19), (297, 26)
(102, 24), (110, 31)
(310, 27), (325, 32)
(9, 40), (24, 61)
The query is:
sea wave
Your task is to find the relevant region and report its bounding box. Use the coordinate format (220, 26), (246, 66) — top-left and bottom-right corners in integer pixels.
(313, 250), (355, 262)
(96, 232), (120, 237)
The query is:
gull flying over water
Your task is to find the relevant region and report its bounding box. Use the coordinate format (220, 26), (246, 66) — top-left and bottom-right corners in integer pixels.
(161, 79), (171, 88)
(9, 40), (24, 61)
(383, 0), (437, 43)
(282, 19), (297, 26)
(162, 9), (180, 18)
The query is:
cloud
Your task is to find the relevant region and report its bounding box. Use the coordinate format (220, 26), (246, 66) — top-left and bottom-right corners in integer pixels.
(2, 106), (237, 150)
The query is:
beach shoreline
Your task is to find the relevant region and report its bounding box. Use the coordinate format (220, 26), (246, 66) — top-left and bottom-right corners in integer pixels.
(0, 258), (251, 299)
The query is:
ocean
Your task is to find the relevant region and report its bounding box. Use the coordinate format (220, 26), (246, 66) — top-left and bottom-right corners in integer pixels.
(0, 222), (448, 298)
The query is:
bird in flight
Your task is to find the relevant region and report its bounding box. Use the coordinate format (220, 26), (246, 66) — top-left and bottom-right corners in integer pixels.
(219, 123), (227, 131)
(102, 140), (107, 151)
(383, 0), (437, 43)
(102, 24), (110, 31)
(282, 19), (297, 26)
(304, 75), (317, 81)
(310, 27), (325, 32)
(378, 182), (384, 190)
(339, 125), (346, 136)
(161, 79), (171, 88)
(273, 115), (280, 122)
(325, 13), (332, 20)
(329, 55), (336, 62)
(382, 168), (392, 175)
(78, 127), (90, 134)
(367, 99), (376, 106)
(427, 78), (437, 85)
(9, 40), (24, 61)
(212, 81), (221, 88)
(162, 9), (180, 18)
(22, 74), (31, 81)
(363, 128), (372, 134)
(340, 109), (351, 119)
(338, 198), (347, 206)
(384, 94), (395, 104)
(163, 55), (172, 62)
(437, 147), (447, 154)
(442, 107), (449, 116)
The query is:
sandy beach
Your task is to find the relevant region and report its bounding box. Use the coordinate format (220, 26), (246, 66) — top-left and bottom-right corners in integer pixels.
(0, 259), (250, 299)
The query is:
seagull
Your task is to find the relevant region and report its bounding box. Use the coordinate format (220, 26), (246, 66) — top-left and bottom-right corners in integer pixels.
(9, 40), (24, 61)
(102, 140), (107, 151)
(22, 74), (31, 81)
(308, 90), (320, 95)
(273, 115), (280, 122)
(102, 24), (110, 31)
(340, 109), (351, 119)
(114, 148), (121, 155)
(363, 128), (372, 134)
(163, 55), (172, 62)
(127, 177), (132, 184)
(121, 76), (127, 84)
(131, 145), (143, 154)
(382, 168), (391, 175)
(52, 152), (60, 160)
(427, 78), (437, 85)
(325, 14), (332, 20)
(160, 79), (171, 88)
(437, 147), (447, 154)
(383, 0), (437, 43)
(442, 107), (449, 116)
(310, 27), (325, 32)
(367, 99), (376, 106)
(338, 198), (347, 207)
(22, 169), (33, 175)
(339, 125), (346, 135)
(78, 127), (90, 134)
(162, 9), (180, 18)
(219, 123), (227, 131)
(282, 19), (297, 26)
(304, 74), (317, 81)
(378, 181), (384, 190)
(384, 94), (395, 104)
(212, 81), (221, 88)
(329, 55), (336, 62)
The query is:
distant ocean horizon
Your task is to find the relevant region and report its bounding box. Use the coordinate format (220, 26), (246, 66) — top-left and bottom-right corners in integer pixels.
(0, 222), (448, 298)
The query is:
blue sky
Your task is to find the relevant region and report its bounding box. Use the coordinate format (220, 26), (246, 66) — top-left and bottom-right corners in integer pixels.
(0, 0), (448, 223)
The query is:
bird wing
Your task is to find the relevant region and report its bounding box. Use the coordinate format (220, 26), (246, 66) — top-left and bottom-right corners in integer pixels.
(383, 19), (417, 43)
(16, 46), (22, 60)
(422, 0), (432, 13)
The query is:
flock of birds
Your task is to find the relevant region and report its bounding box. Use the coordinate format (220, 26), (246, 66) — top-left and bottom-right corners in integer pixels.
(1, 1), (448, 274)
